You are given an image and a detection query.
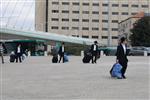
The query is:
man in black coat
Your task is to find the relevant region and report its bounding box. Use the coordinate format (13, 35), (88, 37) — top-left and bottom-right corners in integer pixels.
(58, 42), (65, 63)
(15, 44), (23, 63)
(116, 37), (128, 79)
(91, 41), (98, 64)
(0, 42), (7, 64)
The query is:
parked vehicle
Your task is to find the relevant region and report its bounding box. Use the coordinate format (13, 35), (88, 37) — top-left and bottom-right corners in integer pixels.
(129, 47), (150, 56)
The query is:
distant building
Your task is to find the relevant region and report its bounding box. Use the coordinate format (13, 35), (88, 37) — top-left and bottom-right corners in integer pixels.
(35, 0), (150, 46)
(118, 12), (150, 45)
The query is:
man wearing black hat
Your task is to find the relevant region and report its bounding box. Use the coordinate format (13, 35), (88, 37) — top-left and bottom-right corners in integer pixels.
(91, 41), (98, 64)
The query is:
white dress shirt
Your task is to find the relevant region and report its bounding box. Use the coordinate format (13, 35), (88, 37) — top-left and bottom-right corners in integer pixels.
(62, 46), (64, 52)
(17, 47), (21, 53)
(93, 45), (96, 51)
(122, 44), (126, 54)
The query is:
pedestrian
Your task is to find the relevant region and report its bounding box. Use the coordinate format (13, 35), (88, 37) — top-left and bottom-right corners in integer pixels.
(90, 41), (98, 64)
(58, 42), (65, 63)
(15, 44), (23, 63)
(0, 42), (7, 64)
(116, 37), (128, 79)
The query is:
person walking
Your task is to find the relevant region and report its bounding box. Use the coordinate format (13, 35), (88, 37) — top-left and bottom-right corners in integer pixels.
(91, 41), (98, 64)
(15, 44), (23, 63)
(0, 42), (7, 64)
(116, 37), (128, 79)
(58, 42), (65, 63)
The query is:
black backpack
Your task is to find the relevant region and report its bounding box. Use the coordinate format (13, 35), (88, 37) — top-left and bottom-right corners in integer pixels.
(52, 55), (58, 63)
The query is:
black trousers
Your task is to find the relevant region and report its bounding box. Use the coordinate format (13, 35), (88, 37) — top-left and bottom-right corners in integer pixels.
(0, 53), (4, 63)
(59, 53), (64, 63)
(16, 53), (22, 63)
(119, 61), (128, 76)
(92, 51), (97, 63)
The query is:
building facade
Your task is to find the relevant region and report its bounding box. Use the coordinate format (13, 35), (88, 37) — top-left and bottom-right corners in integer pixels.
(35, 0), (150, 46)
(118, 12), (150, 45)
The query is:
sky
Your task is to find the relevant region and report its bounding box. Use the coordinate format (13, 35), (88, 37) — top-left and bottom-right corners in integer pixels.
(0, 0), (35, 30)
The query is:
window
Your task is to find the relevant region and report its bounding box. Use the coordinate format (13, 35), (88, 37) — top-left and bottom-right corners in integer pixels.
(82, 19), (89, 22)
(62, 27), (69, 30)
(122, 12), (128, 15)
(112, 4), (119, 7)
(102, 28), (108, 31)
(112, 12), (119, 15)
(112, 36), (118, 39)
(51, 26), (59, 29)
(112, 20), (118, 23)
(62, 2), (69, 5)
(72, 2), (79, 6)
(83, 11), (89, 14)
(112, 28), (118, 31)
(142, 5), (149, 8)
(102, 20), (108, 23)
(103, 3), (108, 6)
(72, 27), (79, 30)
(92, 36), (99, 39)
(132, 5), (138, 8)
(93, 3), (99, 6)
(62, 10), (69, 13)
(102, 36), (108, 39)
(62, 18), (69, 22)
(52, 10), (59, 13)
(92, 11), (99, 14)
(122, 4), (128, 7)
(83, 3), (89, 6)
(72, 19), (79, 22)
(102, 12), (108, 15)
(131, 12), (137, 15)
(72, 35), (79, 37)
(92, 27), (99, 31)
(92, 19), (99, 22)
(82, 27), (89, 30)
(72, 11), (79, 14)
(82, 35), (89, 38)
(52, 2), (59, 5)
(51, 18), (59, 21)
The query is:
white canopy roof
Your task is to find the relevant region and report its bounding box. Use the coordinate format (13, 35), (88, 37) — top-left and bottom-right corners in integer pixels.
(0, 28), (94, 45)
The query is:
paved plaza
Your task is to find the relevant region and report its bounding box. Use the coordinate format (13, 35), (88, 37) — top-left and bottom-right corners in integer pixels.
(0, 56), (150, 100)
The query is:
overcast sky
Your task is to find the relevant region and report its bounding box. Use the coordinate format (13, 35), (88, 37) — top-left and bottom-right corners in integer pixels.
(1, 0), (35, 30)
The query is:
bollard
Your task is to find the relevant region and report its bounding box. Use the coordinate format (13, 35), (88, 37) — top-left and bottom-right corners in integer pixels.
(100, 50), (104, 56)
(44, 51), (48, 56)
(144, 51), (147, 56)
(81, 51), (84, 57)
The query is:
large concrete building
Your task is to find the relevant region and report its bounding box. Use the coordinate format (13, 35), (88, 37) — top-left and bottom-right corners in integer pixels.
(35, 0), (150, 46)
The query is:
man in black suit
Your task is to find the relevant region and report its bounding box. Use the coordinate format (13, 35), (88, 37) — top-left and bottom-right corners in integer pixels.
(15, 44), (23, 63)
(58, 42), (65, 63)
(0, 42), (7, 64)
(91, 41), (98, 64)
(116, 37), (128, 79)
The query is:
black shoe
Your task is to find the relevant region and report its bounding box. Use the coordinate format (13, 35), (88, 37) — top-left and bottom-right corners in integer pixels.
(122, 75), (126, 79)
(117, 77), (122, 79)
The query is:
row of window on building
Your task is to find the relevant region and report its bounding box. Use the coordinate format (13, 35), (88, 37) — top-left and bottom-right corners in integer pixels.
(51, 26), (118, 31)
(51, 18), (120, 23)
(52, 10), (139, 15)
(52, 2), (149, 8)
(71, 35), (118, 39)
